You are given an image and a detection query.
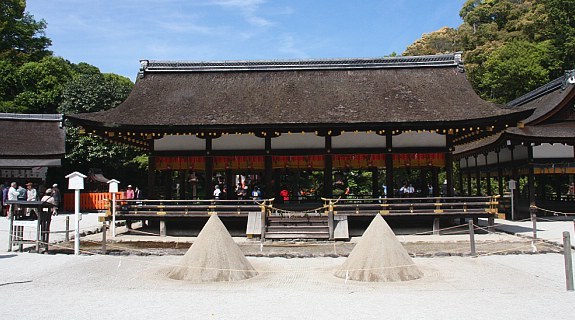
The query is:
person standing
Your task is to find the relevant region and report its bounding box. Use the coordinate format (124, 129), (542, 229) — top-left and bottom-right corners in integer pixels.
(280, 187), (289, 203)
(26, 182), (37, 201)
(7, 182), (19, 217)
(126, 185), (135, 199)
(0, 184), (5, 216)
(40, 189), (56, 246)
(25, 182), (38, 218)
(16, 185), (26, 200)
(213, 185), (222, 200)
(51, 184), (61, 215)
(134, 186), (142, 200)
(8, 182), (18, 201)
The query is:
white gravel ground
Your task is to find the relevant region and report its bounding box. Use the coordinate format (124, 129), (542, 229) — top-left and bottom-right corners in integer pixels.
(1, 214), (574, 319)
(1, 252), (573, 320)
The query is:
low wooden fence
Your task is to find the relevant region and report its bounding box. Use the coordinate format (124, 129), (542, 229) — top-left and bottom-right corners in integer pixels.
(63, 192), (125, 212)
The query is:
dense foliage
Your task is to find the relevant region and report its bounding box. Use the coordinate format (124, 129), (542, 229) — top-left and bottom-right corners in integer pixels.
(0, 0), (145, 187)
(404, 0), (575, 103)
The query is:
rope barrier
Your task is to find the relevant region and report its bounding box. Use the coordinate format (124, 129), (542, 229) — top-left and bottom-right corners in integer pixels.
(6, 228), (569, 278)
(534, 205), (575, 217)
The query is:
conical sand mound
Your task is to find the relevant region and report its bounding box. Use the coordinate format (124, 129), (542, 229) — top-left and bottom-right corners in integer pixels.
(168, 214), (258, 282)
(334, 214), (423, 282)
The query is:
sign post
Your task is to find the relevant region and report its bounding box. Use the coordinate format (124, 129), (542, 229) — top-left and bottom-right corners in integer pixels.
(107, 179), (120, 237)
(65, 171), (87, 255)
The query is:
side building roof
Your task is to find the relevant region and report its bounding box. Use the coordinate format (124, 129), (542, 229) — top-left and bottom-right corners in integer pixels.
(0, 113), (65, 167)
(455, 71), (575, 157)
(67, 53), (526, 132)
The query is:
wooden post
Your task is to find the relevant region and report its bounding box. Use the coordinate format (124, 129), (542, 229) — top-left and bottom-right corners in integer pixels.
(530, 205), (537, 239)
(148, 154), (156, 199)
(159, 219), (166, 237)
(74, 189), (81, 255)
(445, 148), (454, 197)
(102, 221), (107, 254)
(386, 154), (394, 197)
(487, 216), (495, 233)
(324, 154), (333, 198)
(260, 201), (267, 241)
(528, 146), (536, 207)
(328, 201), (334, 240)
(433, 217), (440, 235)
(65, 215), (70, 242)
(563, 232), (574, 291)
(7, 204), (14, 252)
(469, 220), (476, 257)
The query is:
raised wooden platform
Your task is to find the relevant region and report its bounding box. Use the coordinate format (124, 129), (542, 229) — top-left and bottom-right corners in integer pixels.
(112, 196), (498, 239)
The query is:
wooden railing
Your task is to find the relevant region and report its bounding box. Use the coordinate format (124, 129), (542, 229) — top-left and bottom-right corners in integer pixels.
(322, 196), (499, 216)
(116, 198), (274, 217)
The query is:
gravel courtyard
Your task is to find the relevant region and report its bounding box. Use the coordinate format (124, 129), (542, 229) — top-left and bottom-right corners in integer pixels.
(1, 252), (573, 320)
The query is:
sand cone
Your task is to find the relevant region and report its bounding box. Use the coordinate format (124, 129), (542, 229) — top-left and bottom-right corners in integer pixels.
(168, 214), (258, 282)
(334, 214), (423, 282)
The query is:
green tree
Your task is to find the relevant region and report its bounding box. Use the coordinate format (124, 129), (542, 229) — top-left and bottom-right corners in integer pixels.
(404, 27), (460, 56)
(405, 0), (574, 103)
(58, 68), (140, 179)
(9, 56), (74, 113)
(0, 0), (52, 65)
(478, 40), (560, 103)
(0, 59), (18, 110)
(542, 0), (575, 71)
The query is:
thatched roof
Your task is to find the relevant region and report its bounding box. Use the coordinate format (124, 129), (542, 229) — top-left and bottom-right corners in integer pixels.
(68, 53), (521, 131)
(0, 114), (65, 161)
(507, 73), (575, 125)
(455, 74), (575, 157)
(506, 123), (575, 141)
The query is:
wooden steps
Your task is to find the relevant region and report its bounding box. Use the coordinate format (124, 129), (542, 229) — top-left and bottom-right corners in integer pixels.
(264, 215), (329, 240)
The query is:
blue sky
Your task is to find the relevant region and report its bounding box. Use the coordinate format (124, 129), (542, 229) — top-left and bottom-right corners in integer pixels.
(27, 0), (465, 80)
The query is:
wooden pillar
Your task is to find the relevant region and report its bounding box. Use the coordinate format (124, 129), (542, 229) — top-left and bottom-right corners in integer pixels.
(205, 138), (213, 199)
(498, 168), (504, 195)
(324, 135), (333, 198)
(497, 151), (503, 195)
(486, 170), (492, 196)
(475, 169), (481, 196)
(528, 145), (536, 206)
(147, 155), (156, 199)
(466, 158), (472, 196)
(371, 167), (379, 198)
(178, 170), (185, 199)
(225, 169), (233, 200)
(265, 156), (273, 199)
(386, 133), (394, 197)
(264, 136), (273, 199)
(458, 163), (464, 196)
(445, 136), (454, 197)
(484, 154), (492, 196)
(166, 169), (174, 200)
(446, 154), (454, 197)
(474, 155), (481, 196)
(432, 166), (439, 197)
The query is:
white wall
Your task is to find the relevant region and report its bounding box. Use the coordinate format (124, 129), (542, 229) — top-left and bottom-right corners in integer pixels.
(332, 132), (386, 149)
(533, 143), (574, 159)
(393, 131), (445, 148)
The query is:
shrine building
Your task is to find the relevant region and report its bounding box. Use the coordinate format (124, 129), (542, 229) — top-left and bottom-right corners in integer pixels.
(67, 53), (532, 204)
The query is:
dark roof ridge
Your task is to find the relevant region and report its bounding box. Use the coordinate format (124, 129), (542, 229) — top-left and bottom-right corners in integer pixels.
(0, 113), (63, 121)
(507, 70), (575, 108)
(139, 52), (463, 75)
